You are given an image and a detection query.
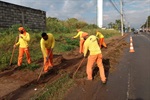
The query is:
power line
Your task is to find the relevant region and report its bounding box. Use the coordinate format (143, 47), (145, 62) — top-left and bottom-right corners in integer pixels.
(120, 0), (124, 36)
(113, 0), (120, 10)
(109, 0), (121, 15)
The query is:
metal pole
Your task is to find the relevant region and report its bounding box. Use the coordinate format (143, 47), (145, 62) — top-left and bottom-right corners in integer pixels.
(120, 0), (124, 36)
(147, 18), (148, 32)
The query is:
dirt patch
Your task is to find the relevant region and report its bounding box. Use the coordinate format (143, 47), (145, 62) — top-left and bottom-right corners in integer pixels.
(64, 34), (129, 99)
(0, 34), (129, 99)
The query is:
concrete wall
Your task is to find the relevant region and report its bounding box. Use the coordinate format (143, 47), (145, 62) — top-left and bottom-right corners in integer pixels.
(0, 1), (46, 30)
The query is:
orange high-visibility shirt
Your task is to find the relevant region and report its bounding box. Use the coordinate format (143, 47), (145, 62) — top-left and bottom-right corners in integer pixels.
(96, 32), (104, 38)
(83, 35), (101, 57)
(40, 33), (55, 57)
(73, 31), (85, 40)
(15, 32), (30, 48)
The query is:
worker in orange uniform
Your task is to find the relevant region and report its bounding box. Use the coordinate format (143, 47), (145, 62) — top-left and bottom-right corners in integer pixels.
(83, 33), (106, 84)
(40, 32), (55, 73)
(14, 27), (31, 67)
(72, 29), (88, 53)
(96, 30), (107, 48)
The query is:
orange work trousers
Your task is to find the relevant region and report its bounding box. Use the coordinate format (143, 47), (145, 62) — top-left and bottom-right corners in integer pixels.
(79, 39), (85, 53)
(43, 49), (53, 72)
(99, 38), (107, 48)
(18, 47), (31, 66)
(86, 54), (106, 81)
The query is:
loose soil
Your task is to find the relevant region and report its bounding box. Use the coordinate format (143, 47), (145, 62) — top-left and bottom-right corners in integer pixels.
(0, 34), (129, 100)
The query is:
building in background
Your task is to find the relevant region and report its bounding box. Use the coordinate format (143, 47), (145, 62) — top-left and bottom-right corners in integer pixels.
(0, 1), (46, 30)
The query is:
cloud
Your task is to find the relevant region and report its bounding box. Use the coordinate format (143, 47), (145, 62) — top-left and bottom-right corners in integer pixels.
(103, 0), (150, 28)
(122, 0), (150, 28)
(1, 0), (150, 29)
(1, 0), (21, 5)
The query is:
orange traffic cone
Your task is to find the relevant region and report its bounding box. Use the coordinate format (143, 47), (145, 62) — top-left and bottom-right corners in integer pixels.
(130, 36), (133, 42)
(129, 36), (135, 53)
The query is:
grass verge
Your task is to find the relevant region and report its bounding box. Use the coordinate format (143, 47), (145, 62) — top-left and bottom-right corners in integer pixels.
(31, 74), (74, 100)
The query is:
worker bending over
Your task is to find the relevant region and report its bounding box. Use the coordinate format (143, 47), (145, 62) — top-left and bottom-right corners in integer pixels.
(40, 32), (55, 73)
(72, 29), (88, 53)
(83, 33), (106, 84)
(96, 30), (107, 48)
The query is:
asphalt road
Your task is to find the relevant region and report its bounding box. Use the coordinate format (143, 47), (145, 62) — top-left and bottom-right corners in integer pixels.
(65, 32), (150, 100)
(127, 32), (150, 100)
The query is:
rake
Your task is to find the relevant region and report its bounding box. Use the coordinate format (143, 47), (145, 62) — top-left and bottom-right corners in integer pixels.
(72, 58), (85, 79)
(9, 36), (18, 66)
(37, 50), (52, 81)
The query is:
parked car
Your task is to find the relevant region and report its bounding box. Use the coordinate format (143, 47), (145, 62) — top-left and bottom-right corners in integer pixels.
(134, 30), (138, 34)
(139, 29), (143, 32)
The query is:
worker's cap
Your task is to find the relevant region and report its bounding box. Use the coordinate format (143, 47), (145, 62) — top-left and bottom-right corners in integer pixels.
(82, 32), (88, 38)
(18, 27), (25, 31)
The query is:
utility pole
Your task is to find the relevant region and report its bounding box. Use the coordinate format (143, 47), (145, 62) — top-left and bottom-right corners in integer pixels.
(146, 18), (148, 32)
(128, 22), (131, 32)
(120, 0), (123, 36)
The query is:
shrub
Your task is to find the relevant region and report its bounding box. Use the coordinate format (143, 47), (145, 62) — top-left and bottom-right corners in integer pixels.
(62, 45), (75, 51)
(65, 38), (79, 46)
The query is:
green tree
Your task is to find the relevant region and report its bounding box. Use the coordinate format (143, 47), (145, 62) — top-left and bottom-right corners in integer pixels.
(115, 20), (121, 30)
(141, 16), (150, 28)
(108, 19), (125, 32)
(108, 22), (113, 28)
(131, 28), (135, 32)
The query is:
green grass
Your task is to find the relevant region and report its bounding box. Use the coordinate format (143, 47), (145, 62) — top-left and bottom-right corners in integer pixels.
(0, 29), (120, 71)
(0, 28), (121, 99)
(100, 29), (121, 38)
(31, 74), (74, 100)
(0, 32), (79, 70)
(17, 63), (40, 71)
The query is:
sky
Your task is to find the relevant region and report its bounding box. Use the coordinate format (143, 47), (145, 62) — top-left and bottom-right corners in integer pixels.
(1, 0), (150, 29)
